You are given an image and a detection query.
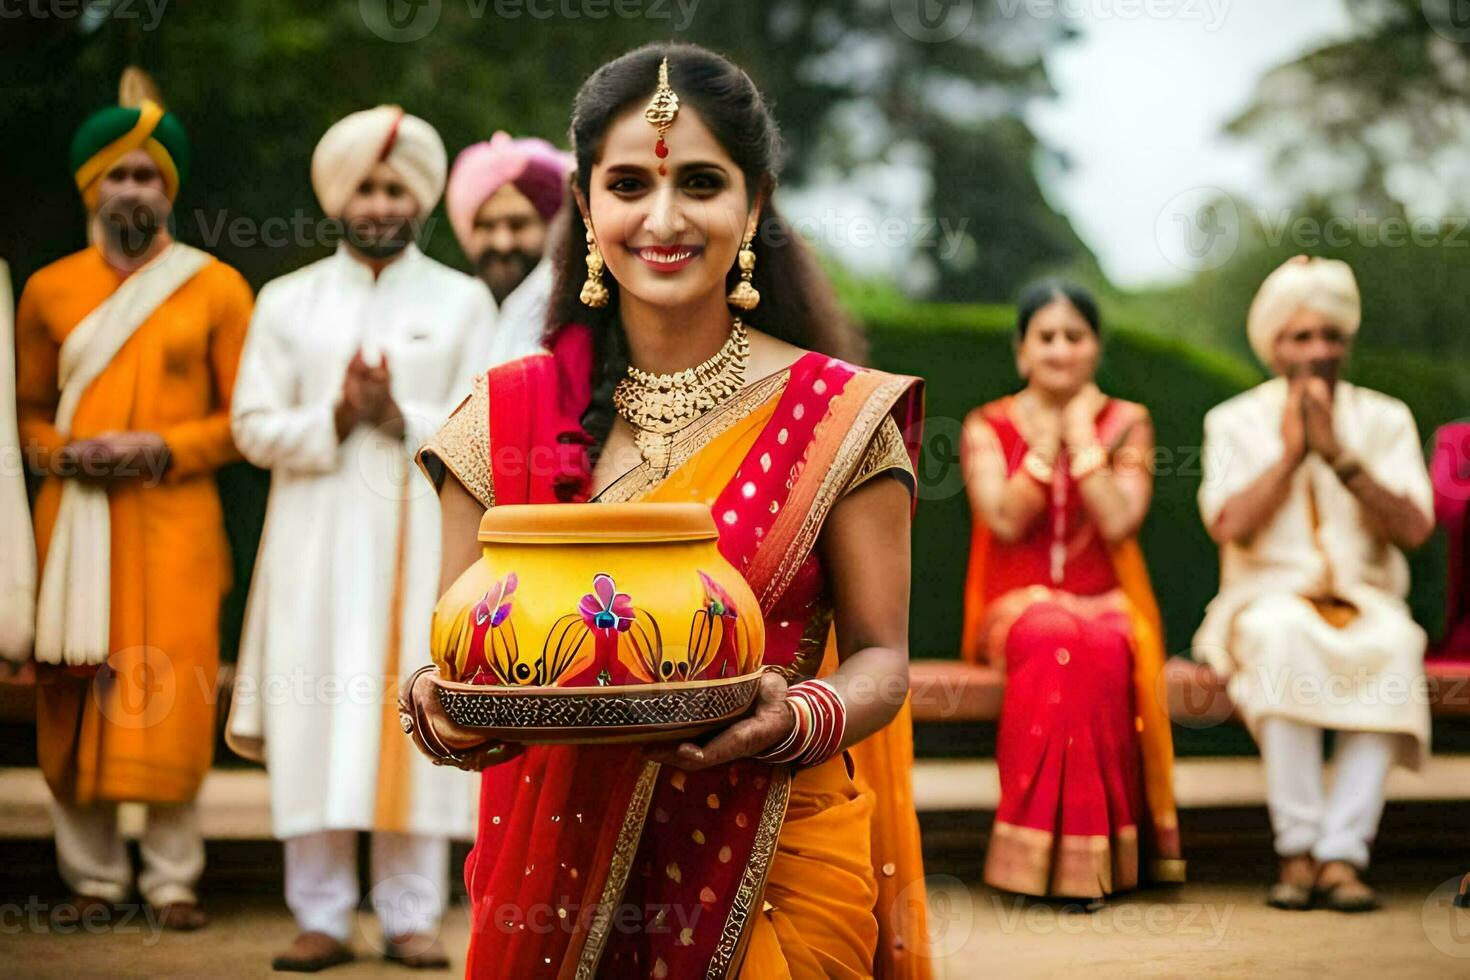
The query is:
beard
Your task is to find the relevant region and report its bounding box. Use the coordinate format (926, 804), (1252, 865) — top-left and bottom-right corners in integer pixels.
(96, 194), (167, 259)
(1307, 358), (1342, 386)
(475, 248), (537, 303)
(1289, 358), (1342, 385)
(343, 217), (416, 261)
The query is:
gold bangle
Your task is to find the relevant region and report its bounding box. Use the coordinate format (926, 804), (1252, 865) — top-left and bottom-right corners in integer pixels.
(1022, 448), (1055, 485)
(1069, 444), (1109, 480)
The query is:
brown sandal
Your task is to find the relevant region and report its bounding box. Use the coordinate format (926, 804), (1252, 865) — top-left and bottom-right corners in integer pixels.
(1313, 861), (1379, 913)
(383, 933), (450, 969)
(154, 901), (209, 931)
(1266, 881), (1314, 910)
(1267, 855), (1318, 910)
(272, 931), (354, 973)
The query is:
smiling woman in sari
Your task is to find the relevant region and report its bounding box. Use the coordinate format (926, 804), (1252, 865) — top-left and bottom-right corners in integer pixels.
(401, 43), (932, 979)
(960, 281), (1184, 905)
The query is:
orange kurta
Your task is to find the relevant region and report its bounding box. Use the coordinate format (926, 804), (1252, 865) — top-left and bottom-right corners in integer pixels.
(16, 245), (252, 804)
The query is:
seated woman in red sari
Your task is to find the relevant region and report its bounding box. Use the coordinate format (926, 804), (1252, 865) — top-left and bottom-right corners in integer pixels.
(399, 43), (934, 978)
(959, 281), (1184, 905)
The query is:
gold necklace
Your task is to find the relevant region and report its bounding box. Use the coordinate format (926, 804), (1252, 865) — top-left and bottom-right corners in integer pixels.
(613, 318), (751, 469)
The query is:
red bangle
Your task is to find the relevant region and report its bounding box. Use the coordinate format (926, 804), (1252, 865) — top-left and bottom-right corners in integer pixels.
(755, 679), (847, 766)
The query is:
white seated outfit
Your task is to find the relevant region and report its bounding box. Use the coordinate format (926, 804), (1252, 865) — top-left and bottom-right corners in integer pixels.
(1195, 257), (1433, 870)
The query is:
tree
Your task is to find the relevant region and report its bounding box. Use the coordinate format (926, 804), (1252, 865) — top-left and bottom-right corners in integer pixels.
(1228, 0), (1470, 220)
(1, 0), (1091, 301)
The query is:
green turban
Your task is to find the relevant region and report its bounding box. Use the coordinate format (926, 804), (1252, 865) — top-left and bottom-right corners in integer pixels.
(70, 100), (190, 208)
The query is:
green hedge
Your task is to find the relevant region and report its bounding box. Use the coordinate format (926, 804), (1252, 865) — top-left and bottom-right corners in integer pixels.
(861, 303), (1458, 660)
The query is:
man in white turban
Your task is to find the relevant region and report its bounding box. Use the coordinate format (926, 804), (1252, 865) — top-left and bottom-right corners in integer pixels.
(310, 105), (448, 224)
(1196, 255), (1434, 913)
(226, 106), (490, 971)
(445, 131), (572, 365)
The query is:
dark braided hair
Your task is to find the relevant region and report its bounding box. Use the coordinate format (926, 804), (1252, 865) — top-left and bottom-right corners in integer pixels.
(544, 42), (867, 464)
(1015, 279), (1101, 338)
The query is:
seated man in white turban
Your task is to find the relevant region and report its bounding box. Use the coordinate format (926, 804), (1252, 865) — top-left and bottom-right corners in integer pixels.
(225, 105), (490, 972)
(445, 131), (572, 365)
(1196, 255), (1435, 913)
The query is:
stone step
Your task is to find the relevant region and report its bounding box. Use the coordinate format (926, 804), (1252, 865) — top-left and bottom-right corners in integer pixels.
(4, 754), (1469, 840)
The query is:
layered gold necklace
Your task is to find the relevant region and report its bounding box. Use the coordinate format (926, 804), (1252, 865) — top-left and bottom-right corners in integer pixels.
(613, 317), (751, 469)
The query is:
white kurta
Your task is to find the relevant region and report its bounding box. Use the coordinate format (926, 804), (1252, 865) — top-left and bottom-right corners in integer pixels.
(227, 244), (491, 839)
(483, 255), (553, 366)
(1195, 379), (1434, 769)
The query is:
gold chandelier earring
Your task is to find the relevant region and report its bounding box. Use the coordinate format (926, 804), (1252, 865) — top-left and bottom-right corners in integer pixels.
(726, 230), (759, 311)
(580, 226), (609, 309)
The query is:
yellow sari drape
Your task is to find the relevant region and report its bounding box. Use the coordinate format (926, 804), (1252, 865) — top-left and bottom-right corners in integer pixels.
(630, 390), (881, 977)
(630, 381), (926, 977)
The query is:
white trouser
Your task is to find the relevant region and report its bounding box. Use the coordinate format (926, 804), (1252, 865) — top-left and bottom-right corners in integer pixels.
(284, 830), (448, 942)
(1259, 716), (1396, 869)
(51, 799), (204, 907)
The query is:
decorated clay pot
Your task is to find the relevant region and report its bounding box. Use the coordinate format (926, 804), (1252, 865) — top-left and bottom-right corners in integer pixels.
(428, 503), (766, 742)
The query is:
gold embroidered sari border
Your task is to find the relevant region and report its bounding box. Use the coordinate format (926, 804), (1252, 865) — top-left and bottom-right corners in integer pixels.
(707, 767), (792, 979)
(417, 373), (494, 509)
(574, 760), (661, 979)
(757, 375), (916, 612)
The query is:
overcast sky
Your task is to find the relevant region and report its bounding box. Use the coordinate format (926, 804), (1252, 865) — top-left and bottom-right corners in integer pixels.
(1028, 0), (1355, 287)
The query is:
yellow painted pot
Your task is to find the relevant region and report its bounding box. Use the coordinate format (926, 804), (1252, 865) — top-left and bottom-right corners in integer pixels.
(429, 503), (766, 742)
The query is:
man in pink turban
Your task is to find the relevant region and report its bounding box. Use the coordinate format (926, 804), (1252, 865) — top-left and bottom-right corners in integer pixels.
(446, 132), (572, 364)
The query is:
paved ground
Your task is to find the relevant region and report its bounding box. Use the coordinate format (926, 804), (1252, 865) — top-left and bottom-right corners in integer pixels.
(3, 878), (1468, 978)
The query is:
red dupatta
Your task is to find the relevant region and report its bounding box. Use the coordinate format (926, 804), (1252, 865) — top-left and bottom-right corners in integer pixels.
(1431, 423), (1470, 660)
(462, 324), (924, 978)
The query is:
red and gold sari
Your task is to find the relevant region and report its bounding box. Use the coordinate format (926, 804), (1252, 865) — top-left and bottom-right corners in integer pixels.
(958, 396), (1184, 899)
(418, 323), (932, 978)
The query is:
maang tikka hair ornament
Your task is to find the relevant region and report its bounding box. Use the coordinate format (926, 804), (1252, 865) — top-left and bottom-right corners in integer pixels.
(644, 56), (679, 176)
